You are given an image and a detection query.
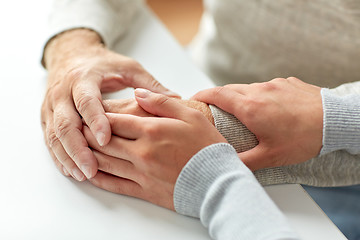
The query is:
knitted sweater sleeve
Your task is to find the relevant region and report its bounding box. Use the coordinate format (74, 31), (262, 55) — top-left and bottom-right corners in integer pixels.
(210, 81), (360, 187)
(174, 143), (299, 240)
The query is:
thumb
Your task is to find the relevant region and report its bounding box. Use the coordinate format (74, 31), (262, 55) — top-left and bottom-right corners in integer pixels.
(238, 145), (270, 171)
(134, 88), (189, 120)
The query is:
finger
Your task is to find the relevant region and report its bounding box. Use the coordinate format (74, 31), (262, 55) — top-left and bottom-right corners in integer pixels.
(192, 87), (246, 116)
(103, 99), (153, 117)
(93, 150), (135, 181)
(83, 125), (135, 161)
(238, 145), (272, 171)
(44, 112), (83, 179)
(89, 171), (143, 199)
(49, 135), (86, 181)
(223, 84), (249, 94)
(106, 113), (144, 139)
(72, 80), (111, 146)
(48, 147), (71, 177)
(53, 102), (98, 179)
(130, 70), (181, 98)
(134, 88), (194, 120)
(41, 111), (69, 177)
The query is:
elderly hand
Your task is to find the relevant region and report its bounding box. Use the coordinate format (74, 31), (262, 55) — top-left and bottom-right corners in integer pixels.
(103, 98), (214, 125)
(83, 89), (226, 209)
(41, 29), (178, 181)
(193, 77), (323, 171)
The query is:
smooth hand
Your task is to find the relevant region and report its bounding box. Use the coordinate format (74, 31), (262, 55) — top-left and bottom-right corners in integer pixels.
(193, 77), (323, 171)
(41, 29), (178, 181)
(83, 89), (226, 209)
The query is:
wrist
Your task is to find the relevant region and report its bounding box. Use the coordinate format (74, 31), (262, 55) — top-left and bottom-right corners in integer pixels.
(44, 29), (105, 70)
(177, 99), (214, 125)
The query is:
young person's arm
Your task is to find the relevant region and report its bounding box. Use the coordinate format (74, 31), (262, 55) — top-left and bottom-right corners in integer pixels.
(194, 78), (360, 187)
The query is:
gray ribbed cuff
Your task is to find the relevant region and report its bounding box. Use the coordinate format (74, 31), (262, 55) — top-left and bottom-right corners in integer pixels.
(173, 143), (249, 218)
(320, 88), (360, 155)
(209, 105), (258, 153)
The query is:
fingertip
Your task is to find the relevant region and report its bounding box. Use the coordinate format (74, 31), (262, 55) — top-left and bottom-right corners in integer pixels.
(80, 164), (97, 179)
(191, 88), (213, 102)
(92, 115), (111, 146)
(134, 88), (151, 99)
(63, 166), (71, 177)
(95, 132), (106, 146)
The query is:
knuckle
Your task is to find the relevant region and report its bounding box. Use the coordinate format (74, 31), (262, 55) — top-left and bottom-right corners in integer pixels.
(126, 58), (141, 68)
(261, 81), (278, 91)
(47, 131), (59, 148)
(74, 93), (94, 114)
(242, 97), (262, 119)
(46, 83), (64, 104)
(286, 76), (302, 84)
(54, 117), (73, 140)
(64, 68), (82, 83)
(150, 78), (161, 89)
(143, 122), (161, 137)
(189, 109), (205, 120)
(271, 77), (286, 83)
(287, 76), (299, 81)
(138, 149), (154, 163)
(153, 94), (169, 107)
(69, 147), (83, 162)
(213, 86), (225, 101)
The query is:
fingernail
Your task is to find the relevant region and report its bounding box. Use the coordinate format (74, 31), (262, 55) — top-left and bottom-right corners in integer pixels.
(72, 168), (85, 181)
(135, 88), (151, 98)
(81, 164), (93, 179)
(63, 167), (70, 176)
(96, 132), (106, 146)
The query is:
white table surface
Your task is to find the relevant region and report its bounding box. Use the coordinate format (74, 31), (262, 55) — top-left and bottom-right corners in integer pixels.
(0, 1), (346, 239)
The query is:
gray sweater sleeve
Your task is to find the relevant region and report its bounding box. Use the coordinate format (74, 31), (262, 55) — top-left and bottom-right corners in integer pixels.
(210, 81), (360, 187)
(174, 143), (299, 240)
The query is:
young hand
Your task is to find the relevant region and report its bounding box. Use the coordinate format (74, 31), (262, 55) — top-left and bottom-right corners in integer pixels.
(193, 77), (323, 171)
(83, 89), (226, 209)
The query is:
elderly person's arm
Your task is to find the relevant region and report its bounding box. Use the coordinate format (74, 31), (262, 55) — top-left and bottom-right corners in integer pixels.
(41, 0), (177, 181)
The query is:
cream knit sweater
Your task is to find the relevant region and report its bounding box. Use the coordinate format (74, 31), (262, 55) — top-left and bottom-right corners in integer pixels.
(190, 0), (360, 88)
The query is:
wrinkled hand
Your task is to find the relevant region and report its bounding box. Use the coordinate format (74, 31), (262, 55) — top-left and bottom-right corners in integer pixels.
(103, 98), (214, 125)
(83, 89), (226, 209)
(41, 29), (178, 181)
(193, 77), (323, 171)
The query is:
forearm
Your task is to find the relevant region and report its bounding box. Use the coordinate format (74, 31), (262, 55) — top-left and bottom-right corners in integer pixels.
(210, 81), (360, 187)
(174, 144), (299, 240)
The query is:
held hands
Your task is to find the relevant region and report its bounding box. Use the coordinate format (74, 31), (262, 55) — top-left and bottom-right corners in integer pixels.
(83, 90), (226, 209)
(41, 29), (178, 181)
(193, 77), (323, 171)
